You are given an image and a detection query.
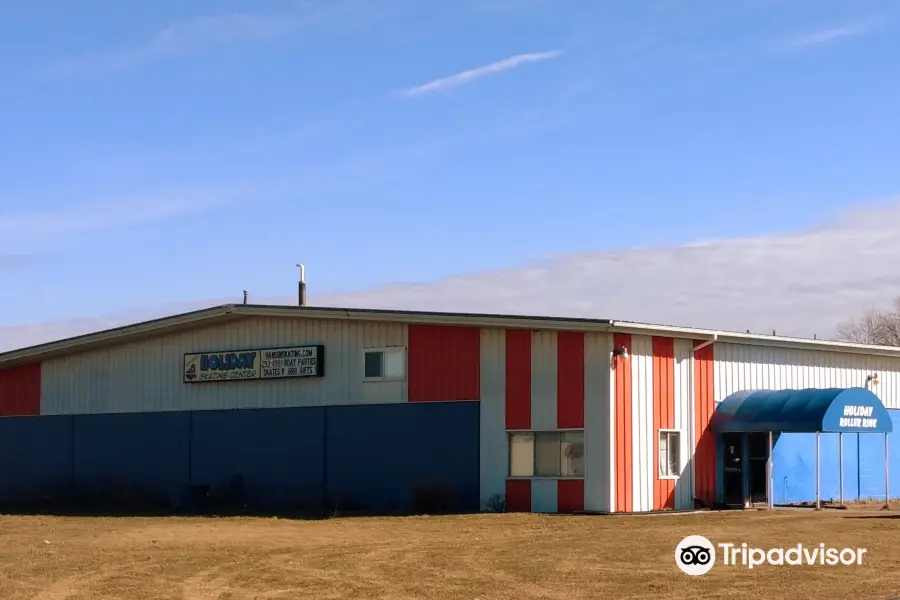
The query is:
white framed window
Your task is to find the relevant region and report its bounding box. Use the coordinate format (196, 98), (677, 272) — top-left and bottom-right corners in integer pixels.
(659, 429), (680, 479)
(507, 430), (584, 478)
(363, 347), (407, 381)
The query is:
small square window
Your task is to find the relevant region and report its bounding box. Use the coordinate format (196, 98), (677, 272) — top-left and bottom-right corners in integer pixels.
(363, 347), (406, 381)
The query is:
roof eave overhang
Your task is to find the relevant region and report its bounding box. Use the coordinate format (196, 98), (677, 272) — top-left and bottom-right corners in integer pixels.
(607, 320), (900, 358)
(5, 304), (900, 368)
(0, 305), (242, 367)
(231, 305), (615, 331)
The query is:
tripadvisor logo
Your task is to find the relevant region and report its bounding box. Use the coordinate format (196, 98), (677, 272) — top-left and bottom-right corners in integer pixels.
(674, 535), (868, 575)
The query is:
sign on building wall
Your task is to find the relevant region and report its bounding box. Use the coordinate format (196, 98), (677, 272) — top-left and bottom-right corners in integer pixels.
(183, 345), (325, 383)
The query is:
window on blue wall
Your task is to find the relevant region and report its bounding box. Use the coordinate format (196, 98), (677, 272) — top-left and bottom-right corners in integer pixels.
(507, 430), (585, 478)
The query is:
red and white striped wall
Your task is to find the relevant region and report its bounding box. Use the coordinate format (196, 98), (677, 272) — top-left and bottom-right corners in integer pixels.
(611, 334), (716, 512)
(479, 328), (613, 513)
(480, 328), (719, 514)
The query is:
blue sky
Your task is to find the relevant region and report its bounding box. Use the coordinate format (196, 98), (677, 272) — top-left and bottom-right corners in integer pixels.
(2, 0), (900, 328)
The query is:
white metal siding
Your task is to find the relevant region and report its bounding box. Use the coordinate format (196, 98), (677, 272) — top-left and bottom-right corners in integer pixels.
(584, 332), (612, 512)
(714, 342), (900, 408)
(41, 317), (408, 415)
(479, 328), (507, 510)
(631, 335), (654, 512)
(673, 338), (694, 510)
(531, 331), (558, 430)
(531, 479), (558, 513)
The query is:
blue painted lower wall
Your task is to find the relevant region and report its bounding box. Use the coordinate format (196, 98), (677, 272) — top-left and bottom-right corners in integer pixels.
(771, 410), (900, 503)
(0, 402), (480, 514)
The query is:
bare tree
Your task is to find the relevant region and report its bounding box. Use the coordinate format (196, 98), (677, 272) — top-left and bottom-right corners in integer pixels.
(837, 297), (900, 346)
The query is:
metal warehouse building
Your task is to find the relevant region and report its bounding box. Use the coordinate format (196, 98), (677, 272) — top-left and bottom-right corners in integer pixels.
(0, 303), (899, 514)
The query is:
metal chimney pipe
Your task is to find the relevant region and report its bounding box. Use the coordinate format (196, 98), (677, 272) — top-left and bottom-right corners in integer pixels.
(243, 290), (248, 305)
(296, 264), (307, 306)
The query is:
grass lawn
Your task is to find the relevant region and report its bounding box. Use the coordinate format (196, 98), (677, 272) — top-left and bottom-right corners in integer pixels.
(0, 509), (897, 599)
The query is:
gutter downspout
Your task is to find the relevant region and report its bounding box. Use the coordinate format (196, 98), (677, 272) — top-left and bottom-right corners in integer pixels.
(690, 334), (717, 508)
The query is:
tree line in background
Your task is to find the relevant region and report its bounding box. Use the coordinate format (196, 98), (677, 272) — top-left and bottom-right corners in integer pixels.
(837, 297), (900, 346)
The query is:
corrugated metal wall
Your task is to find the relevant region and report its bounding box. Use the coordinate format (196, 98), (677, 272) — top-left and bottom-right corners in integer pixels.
(408, 324), (480, 402)
(613, 333), (632, 513)
(479, 328), (507, 510)
(73, 412), (190, 508)
(0, 402), (480, 514)
(40, 317), (408, 414)
(0, 363), (40, 416)
(584, 331), (612, 513)
(672, 339), (694, 510)
(325, 402), (480, 513)
(714, 342), (900, 408)
(0, 416), (71, 504)
(630, 335), (654, 512)
(772, 411), (900, 503)
(190, 408), (326, 511)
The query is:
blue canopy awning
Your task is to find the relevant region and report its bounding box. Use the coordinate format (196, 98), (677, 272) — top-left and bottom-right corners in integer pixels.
(711, 387), (893, 434)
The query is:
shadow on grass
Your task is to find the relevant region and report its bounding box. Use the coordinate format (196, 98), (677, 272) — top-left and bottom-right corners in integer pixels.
(842, 514), (900, 520)
(0, 507), (483, 521)
(0, 480), (483, 520)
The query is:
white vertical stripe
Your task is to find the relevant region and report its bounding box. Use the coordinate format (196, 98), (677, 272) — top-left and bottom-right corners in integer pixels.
(479, 328), (507, 510)
(531, 479), (558, 513)
(673, 339), (693, 510)
(531, 331), (558, 431)
(631, 335), (654, 512)
(585, 332), (612, 512)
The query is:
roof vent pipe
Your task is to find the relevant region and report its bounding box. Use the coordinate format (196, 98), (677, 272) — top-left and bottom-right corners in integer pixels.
(243, 290), (248, 305)
(296, 264), (307, 307)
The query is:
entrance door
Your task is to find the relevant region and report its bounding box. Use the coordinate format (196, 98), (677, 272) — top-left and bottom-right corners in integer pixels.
(748, 432), (770, 504)
(721, 433), (744, 505)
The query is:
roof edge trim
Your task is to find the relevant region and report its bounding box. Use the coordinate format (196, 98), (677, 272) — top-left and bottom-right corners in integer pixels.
(607, 320), (900, 358)
(0, 304), (238, 366)
(4, 304), (900, 367)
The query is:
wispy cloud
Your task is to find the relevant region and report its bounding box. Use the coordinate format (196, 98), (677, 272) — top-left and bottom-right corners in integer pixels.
(397, 50), (564, 97)
(49, 12), (306, 76)
(0, 187), (232, 244)
(782, 22), (876, 49)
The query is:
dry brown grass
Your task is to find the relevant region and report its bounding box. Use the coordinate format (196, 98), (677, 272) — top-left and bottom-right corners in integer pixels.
(0, 510), (898, 599)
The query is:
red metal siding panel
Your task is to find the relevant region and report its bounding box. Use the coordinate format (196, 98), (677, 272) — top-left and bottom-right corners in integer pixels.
(652, 337), (675, 510)
(408, 325), (481, 402)
(0, 363), (41, 417)
(557, 479), (584, 513)
(505, 329), (531, 429)
(613, 333), (632, 512)
(556, 331), (585, 429)
(505, 479), (532, 512)
(694, 342), (716, 505)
